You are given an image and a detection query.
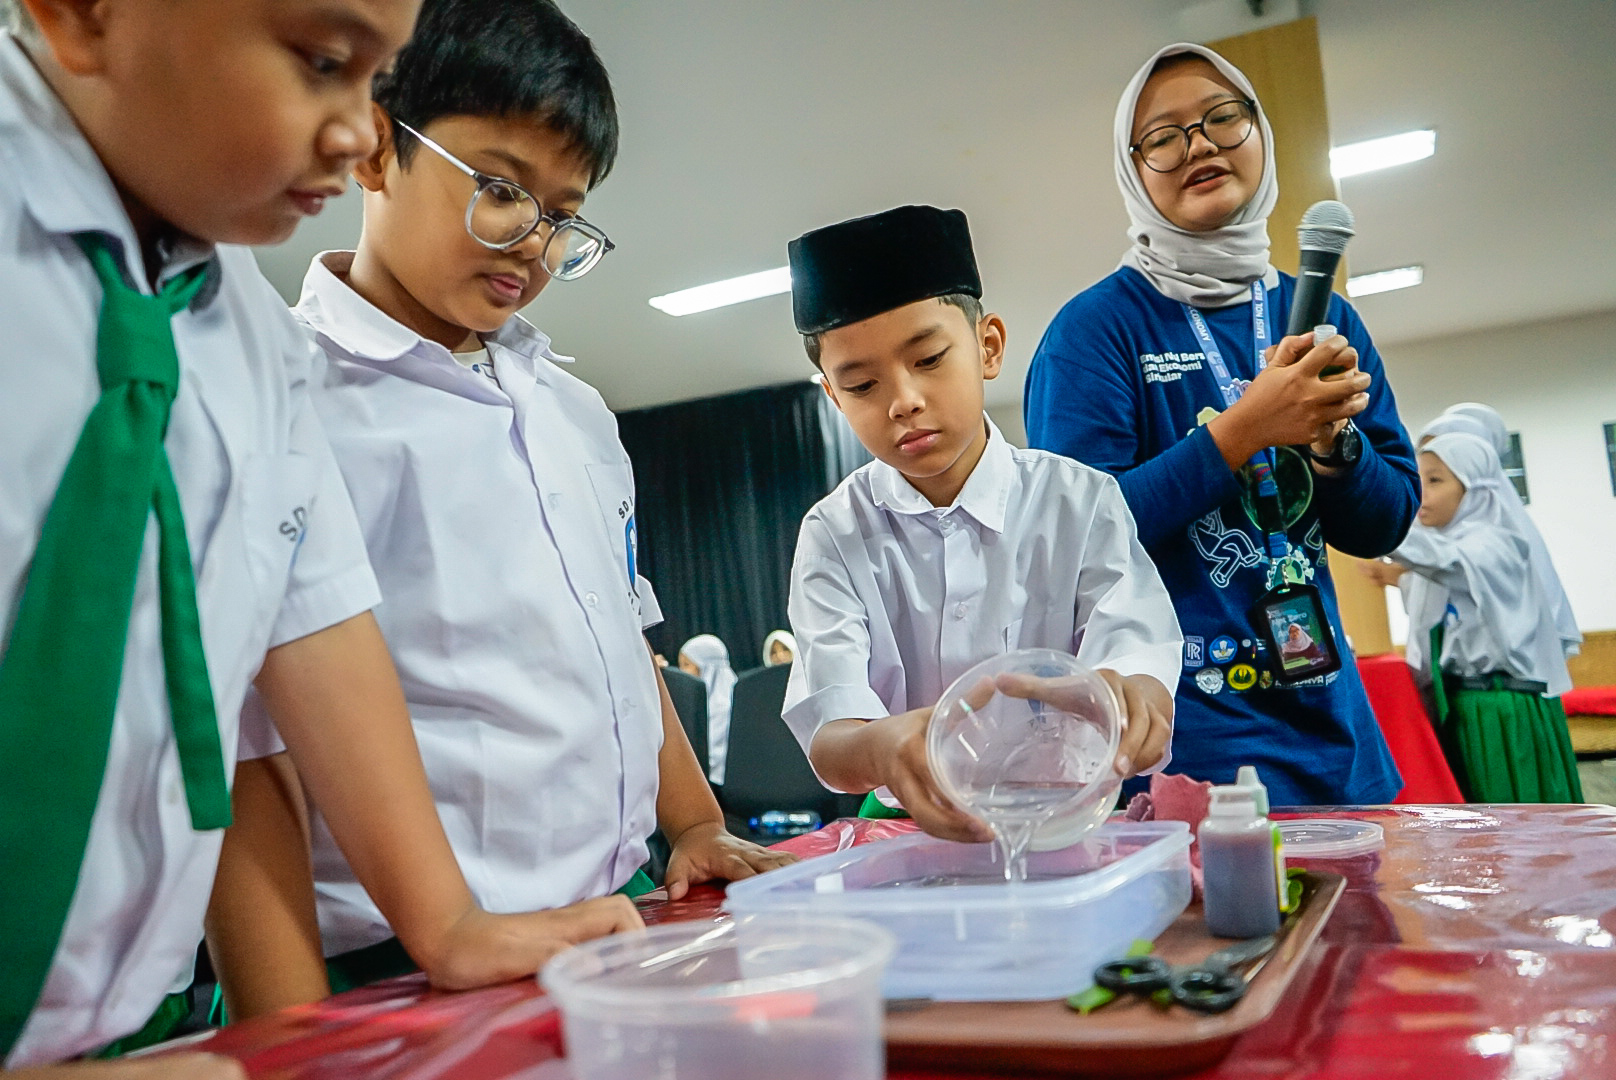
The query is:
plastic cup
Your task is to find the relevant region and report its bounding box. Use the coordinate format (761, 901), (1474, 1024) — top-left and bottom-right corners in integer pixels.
(542, 914), (896, 1080)
(927, 649), (1123, 864)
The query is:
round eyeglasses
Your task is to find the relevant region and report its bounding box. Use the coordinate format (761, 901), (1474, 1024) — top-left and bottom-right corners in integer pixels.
(394, 119), (615, 281)
(1130, 98), (1256, 174)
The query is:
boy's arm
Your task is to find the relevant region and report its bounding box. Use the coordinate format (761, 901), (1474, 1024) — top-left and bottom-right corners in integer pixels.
(784, 528), (991, 844)
(1069, 474), (1184, 775)
(647, 645), (795, 898)
(205, 751), (330, 1020)
(257, 612), (642, 990)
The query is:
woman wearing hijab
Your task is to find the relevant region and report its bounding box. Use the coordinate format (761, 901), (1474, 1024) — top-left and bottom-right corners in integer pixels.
(1024, 44), (1420, 806)
(1366, 403), (1581, 663)
(679, 635), (739, 785)
(762, 630), (798, 668)
(1392, 433), (1582, 801)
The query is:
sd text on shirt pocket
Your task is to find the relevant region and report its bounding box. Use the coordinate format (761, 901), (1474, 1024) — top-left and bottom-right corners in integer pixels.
(584, 461), (641, 611)
(239, 452), (320, 636)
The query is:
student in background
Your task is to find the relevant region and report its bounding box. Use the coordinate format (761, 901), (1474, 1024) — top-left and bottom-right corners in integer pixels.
(782, 205), (1182, 841)
(763, 630), (798, 667)
(680, 634), (739, 784)
(1363, 402), (1580, 669)
(0, 0), (644, 1072)
(210, 0), (790, 1008)
(1391, 433), (1582, 802)
(1023, 43), (1418, 807)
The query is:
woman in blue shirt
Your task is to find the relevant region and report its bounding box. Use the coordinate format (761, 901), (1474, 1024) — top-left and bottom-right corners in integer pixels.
(1024, 43), (1419, 806)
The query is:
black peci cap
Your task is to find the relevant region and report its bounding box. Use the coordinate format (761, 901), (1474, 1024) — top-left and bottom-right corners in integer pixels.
(787, 205), (981, 335)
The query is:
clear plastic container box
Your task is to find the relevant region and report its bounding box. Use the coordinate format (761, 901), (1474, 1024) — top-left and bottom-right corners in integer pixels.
(723, 820), (1192, 1002)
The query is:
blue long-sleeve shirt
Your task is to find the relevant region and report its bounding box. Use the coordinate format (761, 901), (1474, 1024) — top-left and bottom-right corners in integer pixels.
(1025, 267), (1418, 805)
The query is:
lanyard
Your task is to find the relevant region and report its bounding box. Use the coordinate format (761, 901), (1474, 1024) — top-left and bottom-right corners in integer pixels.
(1182, 281), (1290, 580)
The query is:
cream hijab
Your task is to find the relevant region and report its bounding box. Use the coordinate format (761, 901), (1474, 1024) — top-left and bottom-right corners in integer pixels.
(1397, 434), (1572, 696)
(1114, 43), (1280, 308)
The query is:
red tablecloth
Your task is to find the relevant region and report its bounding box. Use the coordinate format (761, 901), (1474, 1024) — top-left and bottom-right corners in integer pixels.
(1356, 654), (1465, 803)
(179, 805), (1616, 1079)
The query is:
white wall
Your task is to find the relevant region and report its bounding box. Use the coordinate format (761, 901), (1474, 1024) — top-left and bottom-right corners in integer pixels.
(1379, 307), (1616, 632)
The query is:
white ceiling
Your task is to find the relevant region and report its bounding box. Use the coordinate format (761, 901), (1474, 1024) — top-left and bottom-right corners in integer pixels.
(253, 0), (1616, 412)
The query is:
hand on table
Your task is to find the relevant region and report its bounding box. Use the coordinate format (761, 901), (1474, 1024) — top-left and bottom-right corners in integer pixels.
(663, 821), (798, 900)
(421, 896), (643, 991)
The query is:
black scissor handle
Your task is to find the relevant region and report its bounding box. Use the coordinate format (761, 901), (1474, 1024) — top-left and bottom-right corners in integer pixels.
(1169, 967), (1247, 1013)
(1093, 955), (1171, 993)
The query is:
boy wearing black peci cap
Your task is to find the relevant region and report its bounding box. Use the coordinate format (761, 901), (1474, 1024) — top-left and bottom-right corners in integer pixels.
(781, 205), (1185, 842)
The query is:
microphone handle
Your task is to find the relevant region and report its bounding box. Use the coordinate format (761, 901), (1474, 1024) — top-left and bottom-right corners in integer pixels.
(1284, 248), (1343, 338)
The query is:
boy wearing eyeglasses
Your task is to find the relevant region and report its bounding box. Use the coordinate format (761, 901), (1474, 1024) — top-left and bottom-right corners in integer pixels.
(224, 0), (790, 997)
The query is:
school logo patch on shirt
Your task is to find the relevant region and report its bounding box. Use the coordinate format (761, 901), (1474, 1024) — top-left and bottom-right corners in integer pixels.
(1183, 636), (1206, 670)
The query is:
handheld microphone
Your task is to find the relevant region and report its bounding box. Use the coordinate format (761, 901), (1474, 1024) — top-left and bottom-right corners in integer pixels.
(1284, 200), (1356, 339)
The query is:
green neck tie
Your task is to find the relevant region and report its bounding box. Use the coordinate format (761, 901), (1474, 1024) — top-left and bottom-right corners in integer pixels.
(0, 233), (233, 1057)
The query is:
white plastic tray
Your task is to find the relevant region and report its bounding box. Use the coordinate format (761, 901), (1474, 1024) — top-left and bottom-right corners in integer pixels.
(723, 820), (1191, 1001)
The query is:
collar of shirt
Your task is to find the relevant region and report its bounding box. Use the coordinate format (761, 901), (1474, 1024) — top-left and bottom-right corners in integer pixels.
(868, 416), (1014, 534)
(0, 33), (220, 303)
(295, 250), (574, 382)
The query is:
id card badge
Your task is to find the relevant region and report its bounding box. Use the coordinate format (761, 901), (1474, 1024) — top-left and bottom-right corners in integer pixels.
(1249, 583), (1342, 684)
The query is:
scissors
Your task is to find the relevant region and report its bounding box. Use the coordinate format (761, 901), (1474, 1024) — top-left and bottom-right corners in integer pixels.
(1091, 933), (1278, 1014)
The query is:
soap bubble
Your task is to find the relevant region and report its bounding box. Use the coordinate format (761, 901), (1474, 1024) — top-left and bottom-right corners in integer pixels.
(926, 649), (1123, 879)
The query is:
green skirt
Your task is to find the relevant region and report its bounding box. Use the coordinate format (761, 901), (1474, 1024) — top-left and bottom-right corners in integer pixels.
(1444, 682), (1584, 803)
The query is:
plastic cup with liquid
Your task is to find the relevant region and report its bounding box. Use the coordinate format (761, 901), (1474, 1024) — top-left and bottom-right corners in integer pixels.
(542, 914), (896, 1080)
(926, 649), (1124, 879)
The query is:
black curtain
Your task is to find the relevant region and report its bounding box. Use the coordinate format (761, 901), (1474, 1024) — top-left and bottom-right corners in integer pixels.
(617, 380), (869, 670)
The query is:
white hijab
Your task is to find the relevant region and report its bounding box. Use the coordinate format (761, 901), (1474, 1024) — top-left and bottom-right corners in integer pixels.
(1397, 434), (1571, 696)
(680, 634), (738, 784)
(762, 629), (797, 667)
(1114, 43), (1280, 308)
(1413, 404), (1579, 656)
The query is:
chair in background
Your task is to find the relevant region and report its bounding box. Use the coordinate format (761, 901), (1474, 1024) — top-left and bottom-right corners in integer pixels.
(719, 663), (863, 843)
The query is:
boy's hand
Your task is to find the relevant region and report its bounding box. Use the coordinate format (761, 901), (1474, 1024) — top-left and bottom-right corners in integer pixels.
(424, 897), (644, 990)
(1207, 333), (1371, 469)
(663, 821), (799, 900)
(6, 1056), (246, 1080)
(993, 669), (1173, 779)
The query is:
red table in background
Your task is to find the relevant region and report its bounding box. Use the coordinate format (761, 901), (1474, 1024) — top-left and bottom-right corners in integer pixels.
(180, 806), (1616, 1079)
(1356, 653), (1465, 803)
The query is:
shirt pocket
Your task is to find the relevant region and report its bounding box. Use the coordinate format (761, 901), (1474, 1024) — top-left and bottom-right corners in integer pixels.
(1003, 618), (1024, 651)
(584, 461), (642, 611)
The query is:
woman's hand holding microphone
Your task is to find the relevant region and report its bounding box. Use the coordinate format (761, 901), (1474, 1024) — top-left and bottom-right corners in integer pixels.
(1206, 333), (1371, 472)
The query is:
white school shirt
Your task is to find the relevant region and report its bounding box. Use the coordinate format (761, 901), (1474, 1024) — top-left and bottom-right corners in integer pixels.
(294, 253), (664, 955)
(0, 35), (379, 1066)
(783, 422), (1183, 793)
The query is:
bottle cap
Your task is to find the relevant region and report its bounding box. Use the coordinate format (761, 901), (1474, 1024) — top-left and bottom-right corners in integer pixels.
(1235, 765), (1270, 816)
(1207, 784), (1259, 821)
(1313, 323), (1337, 346)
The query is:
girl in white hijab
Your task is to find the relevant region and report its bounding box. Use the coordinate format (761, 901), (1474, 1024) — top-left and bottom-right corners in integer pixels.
(1371, 403), (1581, 661)
(1023, 43), (1420, 806)
(762, 630), (797, 668)
(679, 635), (738, 785)
(1392, 432), (1581, 802)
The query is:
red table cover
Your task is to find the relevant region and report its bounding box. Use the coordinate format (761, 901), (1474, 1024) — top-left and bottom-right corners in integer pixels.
(175, 805), (1616, 1079)
(1356, 654), (1465, 803)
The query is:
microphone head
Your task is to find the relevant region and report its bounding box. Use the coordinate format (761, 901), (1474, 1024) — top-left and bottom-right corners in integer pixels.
(1297, 200), (1355, 255)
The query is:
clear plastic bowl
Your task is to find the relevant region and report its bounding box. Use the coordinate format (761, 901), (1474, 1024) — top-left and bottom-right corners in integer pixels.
(542, 914), (896, 1080)
(927, 648), (1123, 853)
(723, 821), (1192, 1001)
